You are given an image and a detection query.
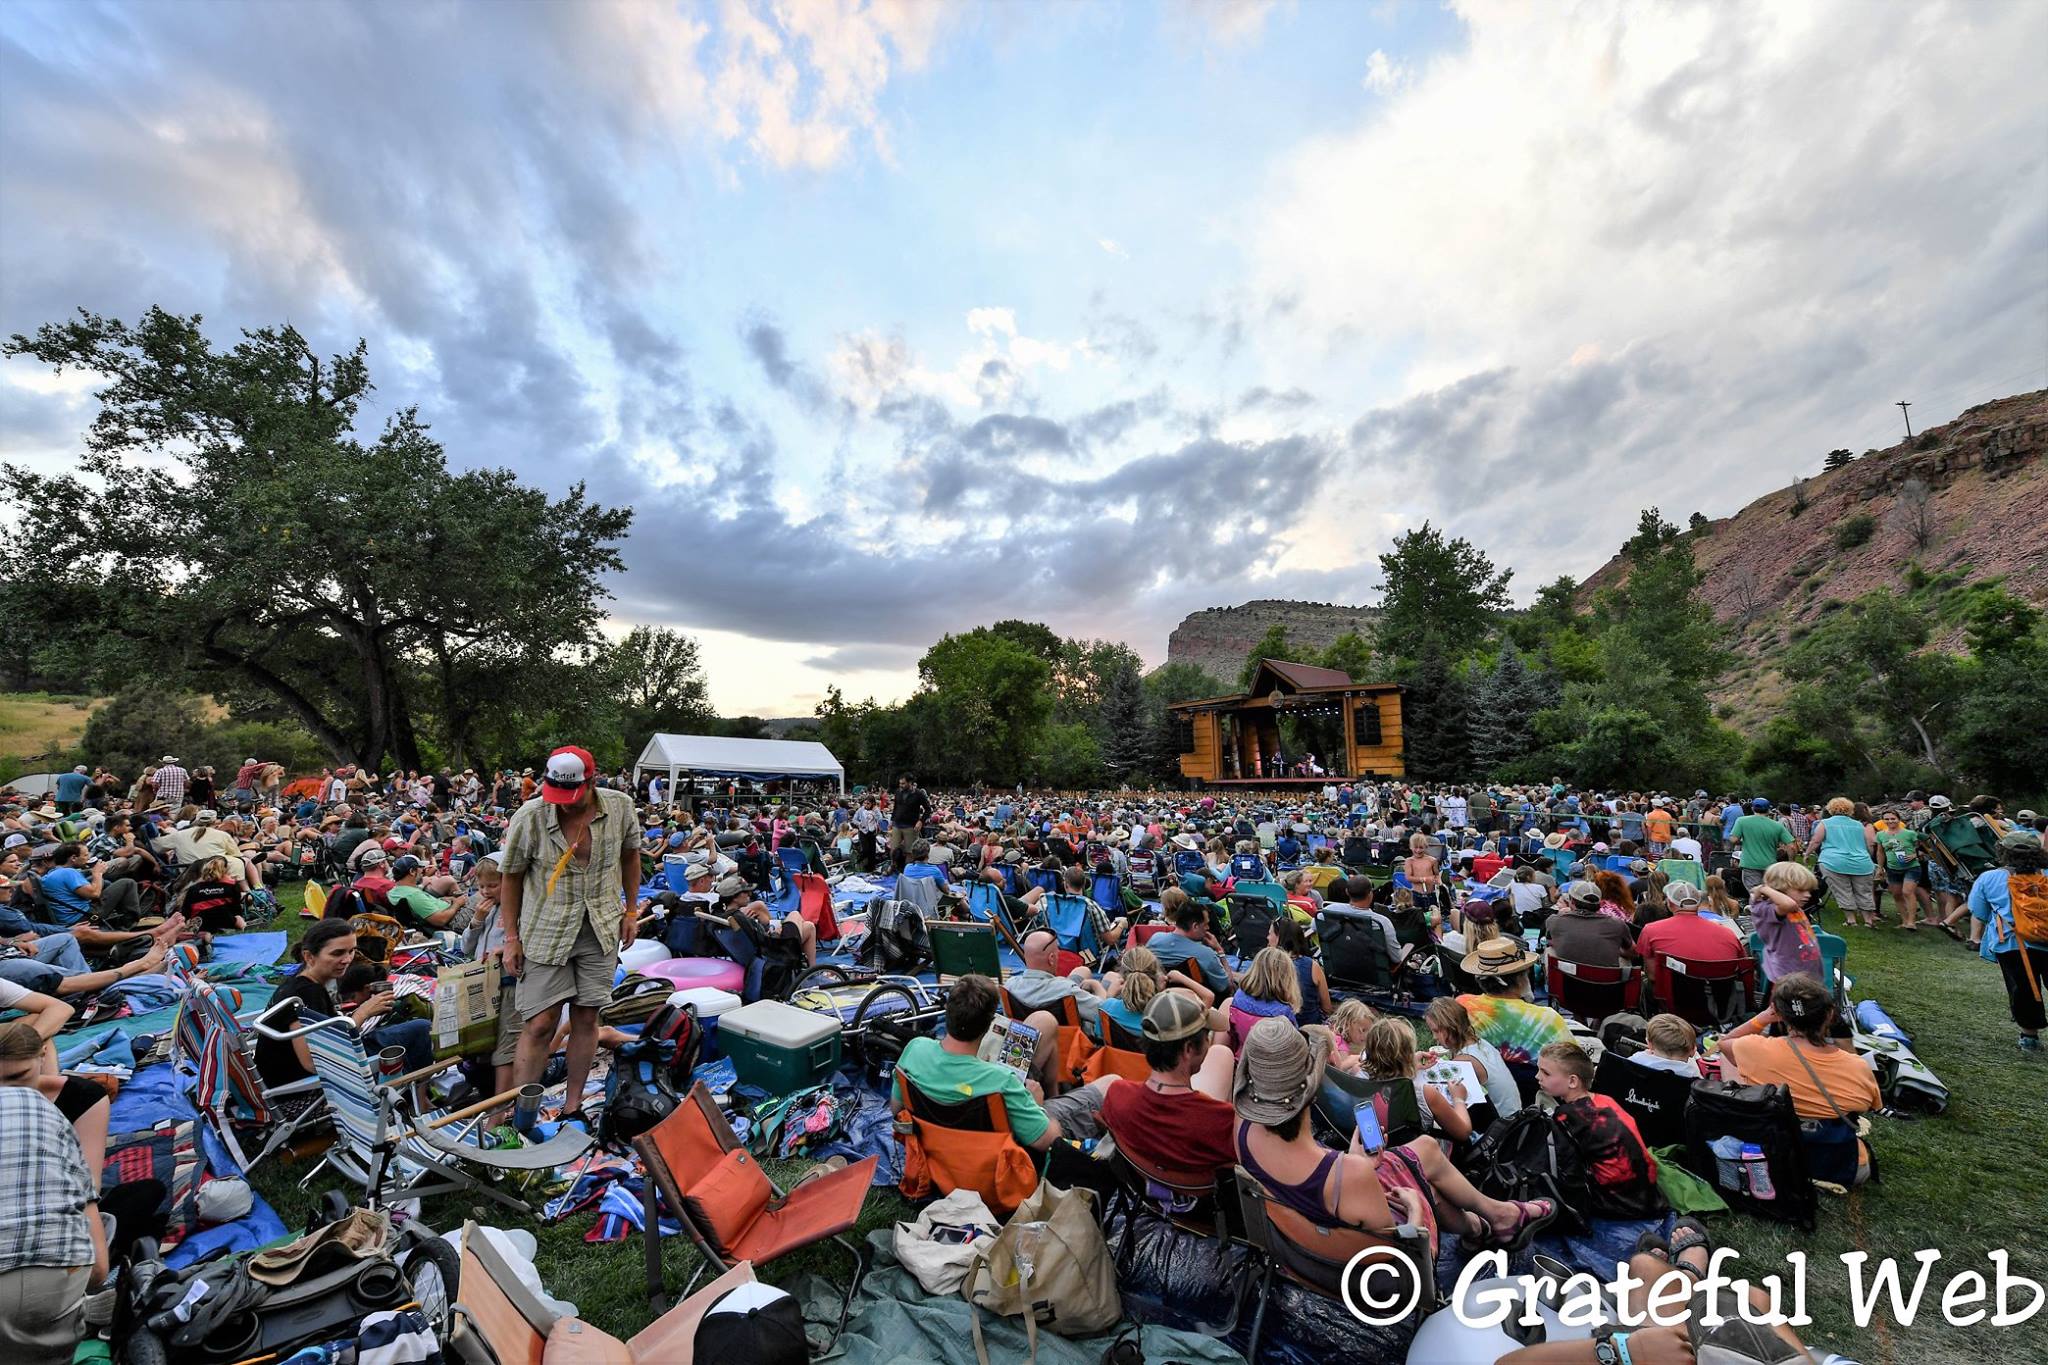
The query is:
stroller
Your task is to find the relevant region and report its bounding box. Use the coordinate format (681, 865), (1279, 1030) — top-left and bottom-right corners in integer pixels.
(121, 1195), (458, 1365)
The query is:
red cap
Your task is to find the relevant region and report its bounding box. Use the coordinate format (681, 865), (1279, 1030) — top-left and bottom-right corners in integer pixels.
(542, 746), (594, 805)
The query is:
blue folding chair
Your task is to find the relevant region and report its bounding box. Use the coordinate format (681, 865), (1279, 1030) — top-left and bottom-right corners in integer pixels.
(1090, 872), (1122, 916)
(1044, 892), (1101, 957)
(1028, 866), (1062, 897)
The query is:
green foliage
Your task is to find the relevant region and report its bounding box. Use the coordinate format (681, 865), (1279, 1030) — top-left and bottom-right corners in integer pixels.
(1237, 624), (1296, 691)
(1469, 638), (1557, 777)
(1688, 511), (1710, 534)
(79, 687), (209, 779)
(601, 626), (713, 762)
(1094, 659), (1149, 784)
(989, 619), (1062, 663)
(913, 628), (1053, 784)
(1314, 631), (1374, 681)
(1399, 642), (1471, 781)
(1823, 448), (1855, 472)
(1833, 513), (1876, 550)
(1, 308), (631, 773)
(1374, 523), (1511, 667)
(1781, 591), (1955, 771)
(1032, 722), (1103, 789)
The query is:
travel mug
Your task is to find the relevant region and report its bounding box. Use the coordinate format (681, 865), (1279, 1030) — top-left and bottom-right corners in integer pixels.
(513, 1083), (544, 1133)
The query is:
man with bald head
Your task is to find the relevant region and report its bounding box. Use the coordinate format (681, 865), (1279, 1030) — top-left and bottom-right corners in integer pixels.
(1003, 928), (1120, 1030)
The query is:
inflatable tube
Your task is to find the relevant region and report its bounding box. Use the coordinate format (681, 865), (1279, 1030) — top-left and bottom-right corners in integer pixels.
(617, 939), (673, 974)
(1407, 1274), (1595, 1364)
(642, 956), (746, 995)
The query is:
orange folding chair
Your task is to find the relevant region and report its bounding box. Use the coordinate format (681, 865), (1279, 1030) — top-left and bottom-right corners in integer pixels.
(634, 1082), (875, 1327)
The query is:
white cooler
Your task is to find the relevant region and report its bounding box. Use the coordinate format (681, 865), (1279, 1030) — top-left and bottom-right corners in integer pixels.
(669, 986), (744, 1060)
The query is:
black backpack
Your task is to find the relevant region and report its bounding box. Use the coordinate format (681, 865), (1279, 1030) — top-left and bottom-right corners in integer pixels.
(600, 1035), (679, 1149)
(1682, 1080), (1817, 1229)
(1467, 1107), (1593, 1232)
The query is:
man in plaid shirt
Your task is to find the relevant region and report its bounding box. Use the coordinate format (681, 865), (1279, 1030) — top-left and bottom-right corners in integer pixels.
(498, 745), (640, 1130)
(0, 1065), (103, 1358)
(152, 756), (189, 809)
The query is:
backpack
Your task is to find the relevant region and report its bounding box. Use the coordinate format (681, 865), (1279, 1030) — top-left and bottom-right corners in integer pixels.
(1467, 1107), (1593, 1232)
(1681, 1079), (1816, 1229)
(638, 1001), (704, 1093)
(2009, 872), (2048, 1000)
(1174, 848), (1207, 878)
(600, 1035), (679, 1149)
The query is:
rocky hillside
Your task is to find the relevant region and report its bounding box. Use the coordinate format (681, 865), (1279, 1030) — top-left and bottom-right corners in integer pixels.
(1165, 599), (1379, 685)
(1582, 389), (2047, 728)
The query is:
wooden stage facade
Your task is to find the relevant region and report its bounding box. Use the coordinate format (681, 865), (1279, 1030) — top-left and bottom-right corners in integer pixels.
(1168, 658), (1405, 785)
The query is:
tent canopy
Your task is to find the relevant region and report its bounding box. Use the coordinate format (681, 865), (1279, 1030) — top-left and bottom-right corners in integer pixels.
(633, 734), (844, 791)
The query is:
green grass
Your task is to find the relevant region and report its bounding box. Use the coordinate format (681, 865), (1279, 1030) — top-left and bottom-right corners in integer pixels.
(246, 884), (2047, 1360)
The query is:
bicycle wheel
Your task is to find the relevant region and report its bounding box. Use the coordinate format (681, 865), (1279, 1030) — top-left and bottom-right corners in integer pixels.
(400, 1233), (461, 1334)
(851, 981), (924, 1072)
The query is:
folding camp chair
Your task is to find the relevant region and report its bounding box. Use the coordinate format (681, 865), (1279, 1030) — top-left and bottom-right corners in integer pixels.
(1080, 1012), (1151, 1084)
(1000, 983), (1094, 1084)
(253, 1000), (591, 1215)
(1090, 872), (1122, 916)
(179, 982), (326, 1174)
(792, 870), (840, 942)
(1543, 955), (1642, 1028)
(1319, 909), (1398, 995)
(891, 1070), (1040, 1216)
(1043, 891), (1102, 959)
(1231, 880), (1288, 912)
(1103, 1150), (1248, 1337)
(453, 1217), (758, 1365)
(1027, 866), (1061, 898)
(964, 880), (1027, 954)
(1658, 858), (1707, 891)
(635, 1082), (873, 1322)
(775, 845), (808, 882)
(1593, 1051), (1694, 1151)
(930, 920), (1003, 982)
(1227, 895), (1280, 962)
(1744, 930), (1847, 1004)
(1648, 952), (1757, 1028)
(1233, 1164), (1434, 1361)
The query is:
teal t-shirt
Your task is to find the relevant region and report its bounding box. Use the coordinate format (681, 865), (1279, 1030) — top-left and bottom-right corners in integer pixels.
(897, 1036), (1048, 1147)
(1732, 815), (1794, 870)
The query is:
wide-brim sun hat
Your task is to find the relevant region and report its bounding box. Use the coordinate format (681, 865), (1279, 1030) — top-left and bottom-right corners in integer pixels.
(1233, 1018), (1332, 1126)
(1461, 937), (1542, 978)
(1543, 832), (1568, 850)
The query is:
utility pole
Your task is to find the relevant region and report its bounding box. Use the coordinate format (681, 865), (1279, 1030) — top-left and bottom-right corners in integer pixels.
(1896, 400), (1914, 441)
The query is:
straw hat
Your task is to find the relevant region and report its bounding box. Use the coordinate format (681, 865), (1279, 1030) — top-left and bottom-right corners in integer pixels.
(1460, 936), (1541, 979)
(1232, 1018), (1332, 1126)
(1542, 832), (1568, 851)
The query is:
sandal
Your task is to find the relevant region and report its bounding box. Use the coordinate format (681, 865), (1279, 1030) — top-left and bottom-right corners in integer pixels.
(1936, 921), (1965, 942)
(1485, 1198), (1558, 1253)
(1666, 1216), (1713, 1280)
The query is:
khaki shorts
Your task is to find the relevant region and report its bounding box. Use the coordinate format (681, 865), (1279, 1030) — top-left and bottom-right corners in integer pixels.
(490, 978), (522, 1065)
(515, 920), (616, 1019)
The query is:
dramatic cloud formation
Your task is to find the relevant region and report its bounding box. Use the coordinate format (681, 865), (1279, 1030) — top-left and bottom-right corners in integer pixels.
(2, 0), (2043, 715)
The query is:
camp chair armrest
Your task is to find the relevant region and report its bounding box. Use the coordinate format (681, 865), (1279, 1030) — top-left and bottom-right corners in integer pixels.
(693, 910), (737, 928)
(382, 1058), (458, 1092)
(249, 999), (358, 1042)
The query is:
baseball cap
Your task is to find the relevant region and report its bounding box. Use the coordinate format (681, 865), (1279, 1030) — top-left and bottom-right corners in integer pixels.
(693, 1281), (806, 1365)
(1, 832), (25, 850)
(542, 746), (594, 805)
(1751, 797), (1772, 811)
(1142, 990), (1210, 1043)
(714, 873), (751, 900)
(1564, 880), (1603, 909)
(1928, 795), (1953, 810)
(391, 855), (424, 878)
(1998, 830), (2042, 855)
(2018, 810), (2040, 823)
(1667, 881), (1704, 907)
(382, 836), (405, 851)
(359, 847), (390, 867)
(195, 809), (218, 824)
(667, 832), (688, 848)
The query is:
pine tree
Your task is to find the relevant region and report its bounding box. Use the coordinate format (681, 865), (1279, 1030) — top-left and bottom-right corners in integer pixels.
(1096, 659), (1150, 784)
(1401, 642), (1472, 780)
(1472, 638), (1533, 774)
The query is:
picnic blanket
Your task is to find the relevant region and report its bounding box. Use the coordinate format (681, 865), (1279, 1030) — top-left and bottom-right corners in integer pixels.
(792, 1229), (1243, 1365)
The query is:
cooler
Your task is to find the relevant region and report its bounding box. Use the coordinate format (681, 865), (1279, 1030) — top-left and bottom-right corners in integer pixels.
(668, 986), (744, 1061)
(718, 998), (844, 1094)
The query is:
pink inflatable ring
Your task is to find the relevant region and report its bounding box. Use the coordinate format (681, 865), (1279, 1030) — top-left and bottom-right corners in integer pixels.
(641, 956), (746, 995)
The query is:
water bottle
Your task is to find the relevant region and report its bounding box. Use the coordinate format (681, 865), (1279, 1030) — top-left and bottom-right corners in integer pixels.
(1741, 1142), (1776, 1200)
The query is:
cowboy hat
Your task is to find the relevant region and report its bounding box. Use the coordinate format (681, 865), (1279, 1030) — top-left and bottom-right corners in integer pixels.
(1172, 833), (1202, 851)
(1460, 937), (1541, 978)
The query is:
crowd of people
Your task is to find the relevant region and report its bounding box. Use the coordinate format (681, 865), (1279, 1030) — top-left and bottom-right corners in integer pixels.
(2, 752), (2043, 1363)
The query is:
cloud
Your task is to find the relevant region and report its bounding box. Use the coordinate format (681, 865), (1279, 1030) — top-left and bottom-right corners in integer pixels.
(1097, 237), (1128, 258)
(1237, 385), (1316, 412)
(1361, 49), (1405, 94)
(742, 316), (834, 412)
(1255, 0), (2048, 584)
(1175, 0), (1286, 48)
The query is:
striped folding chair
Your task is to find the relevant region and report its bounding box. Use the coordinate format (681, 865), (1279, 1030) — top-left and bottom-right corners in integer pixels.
(260, 1001), (593, 1215)
(183, 983), (325, 1173)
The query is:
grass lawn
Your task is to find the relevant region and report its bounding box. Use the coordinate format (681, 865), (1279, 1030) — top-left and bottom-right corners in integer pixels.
(244, 883), (2045, 1362)
(0, 690), (99, 764)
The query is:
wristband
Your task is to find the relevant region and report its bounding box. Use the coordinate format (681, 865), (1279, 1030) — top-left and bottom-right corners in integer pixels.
(1615, 1333), (1634, 1365)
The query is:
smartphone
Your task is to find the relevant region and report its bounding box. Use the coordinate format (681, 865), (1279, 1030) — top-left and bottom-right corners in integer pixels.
(1354, 1099), (1386, 1155)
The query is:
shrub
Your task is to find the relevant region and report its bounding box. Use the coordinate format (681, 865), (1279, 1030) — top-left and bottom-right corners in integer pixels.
(1834, 513), (1877, 550)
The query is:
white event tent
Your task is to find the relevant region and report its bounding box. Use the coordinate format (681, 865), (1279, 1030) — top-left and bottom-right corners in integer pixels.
(632, 733), (845, 794)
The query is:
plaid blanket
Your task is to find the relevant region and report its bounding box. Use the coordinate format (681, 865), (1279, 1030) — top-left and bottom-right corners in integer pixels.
(103, 1118), (207, 1242)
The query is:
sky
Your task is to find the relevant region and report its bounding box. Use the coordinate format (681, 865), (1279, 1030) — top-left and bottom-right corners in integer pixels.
(2, 0), (2044, 717)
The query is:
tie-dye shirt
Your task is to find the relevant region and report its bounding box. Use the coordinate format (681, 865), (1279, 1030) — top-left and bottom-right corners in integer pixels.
(1456, 993), (1573, 1066)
